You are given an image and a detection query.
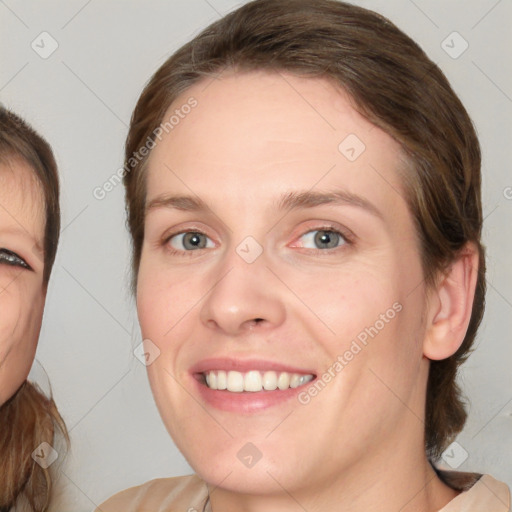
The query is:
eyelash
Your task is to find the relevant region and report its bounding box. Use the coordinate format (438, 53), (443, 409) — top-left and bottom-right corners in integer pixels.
(162, 224), (353, 258)
(0, 248), (31, 270)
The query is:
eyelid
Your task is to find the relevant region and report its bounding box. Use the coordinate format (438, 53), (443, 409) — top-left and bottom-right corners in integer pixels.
(289, 221), (355, 247)
(160, 227), (217, 257)
(160, 220), (354, 258)
(169, 230), (215, 250)
(0, 248), (32, 270)
(162, 225), (214, 245)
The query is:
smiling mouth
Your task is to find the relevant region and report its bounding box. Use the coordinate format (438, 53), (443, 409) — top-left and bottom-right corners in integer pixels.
(201, 370), (315, 392)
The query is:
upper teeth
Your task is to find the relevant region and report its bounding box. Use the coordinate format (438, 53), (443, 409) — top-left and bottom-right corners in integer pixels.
(204, 370), (314, 392)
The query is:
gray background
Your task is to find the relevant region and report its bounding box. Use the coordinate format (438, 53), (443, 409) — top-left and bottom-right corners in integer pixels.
(1, 0), (511, 510)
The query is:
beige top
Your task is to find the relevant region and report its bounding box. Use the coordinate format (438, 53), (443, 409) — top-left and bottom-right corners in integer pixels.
(95, 471), (511, 512)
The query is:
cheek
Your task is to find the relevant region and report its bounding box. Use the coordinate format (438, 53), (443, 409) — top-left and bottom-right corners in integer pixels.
(136, 265), (175, 338)
(136, 255), (206, 338)
(0, 286), (44, 405)
(323, 263), (427, 401)
(0, 287), (27, 354)
(284, 249), (425, 383)
(281, 259), (402, 343)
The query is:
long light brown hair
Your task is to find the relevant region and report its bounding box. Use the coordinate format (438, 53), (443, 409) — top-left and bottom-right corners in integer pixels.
(122, 0), (484, 465)
(0, 107), (68, 511)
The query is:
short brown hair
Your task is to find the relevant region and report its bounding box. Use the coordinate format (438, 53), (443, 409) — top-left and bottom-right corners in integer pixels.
(122, 0), (485, 463)
(0, 106), (68, 511)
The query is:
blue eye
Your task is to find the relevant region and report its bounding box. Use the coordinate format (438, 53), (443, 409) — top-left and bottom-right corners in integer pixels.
(0, 248), (31, 269)
(168, 231), (215, 252)
(298, 229), (347, 250)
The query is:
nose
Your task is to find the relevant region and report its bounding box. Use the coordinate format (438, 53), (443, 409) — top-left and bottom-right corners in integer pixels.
(198, 246), (286, 336)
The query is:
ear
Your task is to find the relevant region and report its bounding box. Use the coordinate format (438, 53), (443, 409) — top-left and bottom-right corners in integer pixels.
(423, 242), (479, 361)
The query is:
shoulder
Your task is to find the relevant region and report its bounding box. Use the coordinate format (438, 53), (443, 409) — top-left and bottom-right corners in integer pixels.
(437, 471), (511, 512)
(95, 474), (209, 512)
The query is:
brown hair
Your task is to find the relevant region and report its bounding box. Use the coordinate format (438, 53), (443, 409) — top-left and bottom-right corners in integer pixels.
(122, 0), (484, 464)
(0, 107), (68, 511)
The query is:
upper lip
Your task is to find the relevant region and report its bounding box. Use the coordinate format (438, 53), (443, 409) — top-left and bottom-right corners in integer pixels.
(189, 357), (316, 376)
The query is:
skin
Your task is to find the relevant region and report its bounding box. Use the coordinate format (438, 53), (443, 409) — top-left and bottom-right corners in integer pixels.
(137, 70), (478, 512)
(0, 158), (46, 406)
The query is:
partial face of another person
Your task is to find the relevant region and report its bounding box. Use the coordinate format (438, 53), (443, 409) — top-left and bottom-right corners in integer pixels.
(137, 71), (435, 494)
(0, 159), (46, 406)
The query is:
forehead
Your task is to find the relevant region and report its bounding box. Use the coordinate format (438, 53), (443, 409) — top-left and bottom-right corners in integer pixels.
(0, 157), (45, 247)
(145, 70), (408, 221)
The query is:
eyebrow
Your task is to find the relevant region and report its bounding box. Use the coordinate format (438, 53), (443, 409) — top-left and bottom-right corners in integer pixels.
(146, 189), (383, 220)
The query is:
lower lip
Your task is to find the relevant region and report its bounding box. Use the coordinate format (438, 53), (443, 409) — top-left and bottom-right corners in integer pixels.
(192, 375), (314, 413)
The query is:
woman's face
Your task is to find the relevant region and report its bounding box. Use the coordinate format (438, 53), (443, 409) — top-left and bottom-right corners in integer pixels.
(0, 159), (46, 406)
(137, 71), (432, 495)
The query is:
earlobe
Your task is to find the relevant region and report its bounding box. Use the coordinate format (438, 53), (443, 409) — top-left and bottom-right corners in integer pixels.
(423, 243), (479, 361)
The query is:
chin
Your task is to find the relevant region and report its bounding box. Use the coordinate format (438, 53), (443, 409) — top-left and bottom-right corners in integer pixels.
(172, 431), (309, 496)
(193, 457), (297, 495)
